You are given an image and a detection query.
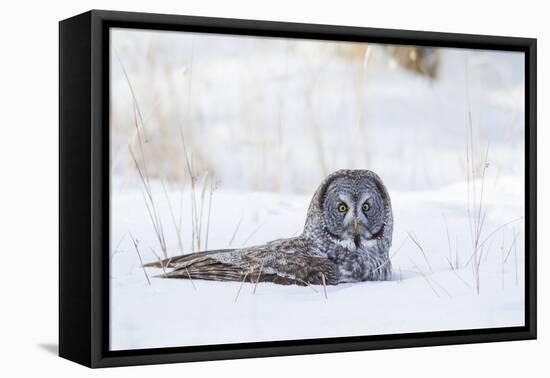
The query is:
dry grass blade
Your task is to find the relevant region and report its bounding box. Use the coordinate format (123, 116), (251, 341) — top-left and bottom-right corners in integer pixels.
(321, 273), (328, 300)
(455, 236), (460, 269)
(503, 231), (518, 264)
(442, 213), (455, 269)
(408, 232), (433, 273)
(159, 179), (197, 292)
(449, 266), (472, 289)
(253, 263), (264, 294)
(117, 52), (203, 285)
(513, 232), (519, 287)
(197, 172), (210, 250)
(464, 63), (485, 294)
(149, 247), (167, 274)
(432, 276), (453, 299)
(205, 176), (214, 250)
(139, 189), (166, 255)
(463, 218), (522, 268)
(179, 133), (200, 251)
(398, 266), (403, 283)
(474, 146), (490, 245)
(483, 229), (497, 263)
(372, 234), (409, 274)
(411, 259), (439, 298)
(129, 145), (168, 259)
(185, 267), (197, 291)
(234, 272), (249, 303)
(295, 278), (319, 293)
(478, 217), (523, 250)
(115, 51), (145, 126)
(501, 234), (506, 289)
(110, 231), (128, 264)
(129, 232), (151, 285)
(160, 179), (184, 256)
(229, 216), (244, 246)
(242, 223), (264, 247)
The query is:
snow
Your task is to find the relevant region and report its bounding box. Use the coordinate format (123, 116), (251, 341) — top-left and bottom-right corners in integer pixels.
(110, 179), (524, 350)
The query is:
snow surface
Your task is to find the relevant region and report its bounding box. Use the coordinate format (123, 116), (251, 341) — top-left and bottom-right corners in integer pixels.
(110, 178), (524, 350)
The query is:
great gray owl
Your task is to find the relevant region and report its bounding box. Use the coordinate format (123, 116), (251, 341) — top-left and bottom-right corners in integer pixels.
(144, 169), (393, 285)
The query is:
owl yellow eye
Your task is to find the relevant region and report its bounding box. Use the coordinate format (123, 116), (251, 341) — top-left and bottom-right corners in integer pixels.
(362, 202), (370, 211)
(338, 203), (348, 213)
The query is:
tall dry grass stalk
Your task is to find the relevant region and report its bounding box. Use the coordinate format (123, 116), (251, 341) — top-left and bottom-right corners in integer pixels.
(129, 232), (151, 285)
(295, 278), (319, 293)
(410, 259), (440, 298)
(229, 216), (244, 246)
(462, 63), (523, 294)
(442, 214), (460, 270)
(408, 232), (433, 273)
(513, 233), (519, 287)
(234, 272), (249, 303)
(252, 263), (264, 294)
(128, 107), (169, 260)
(463, 60), (492, 294)
(118, 54), (210, 290)
(500, 230), (519, 290)
(321, 273), (328, 300)
(241, 223), (264, 247)
(180, 132), (215, 252)
(466, 144), (490, 295)
(462, 62), (523, 294)
(372, 234), (409, 276)
(160, 180), (183, 253)
(411, 259), (452, 299)
(205, 177), (214, 251)
(116, 52), (173, 261)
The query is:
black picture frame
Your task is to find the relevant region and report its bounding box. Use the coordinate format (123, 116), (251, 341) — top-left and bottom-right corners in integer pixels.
(59, 9), (537, 368)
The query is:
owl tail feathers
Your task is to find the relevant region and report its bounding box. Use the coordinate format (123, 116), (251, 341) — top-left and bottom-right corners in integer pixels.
(142, 248), (254, 282)
(142, 248), (237, 269)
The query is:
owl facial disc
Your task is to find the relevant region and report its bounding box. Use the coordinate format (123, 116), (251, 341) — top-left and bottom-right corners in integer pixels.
(306, 169), (392, 252)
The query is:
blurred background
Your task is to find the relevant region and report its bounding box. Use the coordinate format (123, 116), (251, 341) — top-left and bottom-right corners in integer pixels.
(110, 28), (525, 194)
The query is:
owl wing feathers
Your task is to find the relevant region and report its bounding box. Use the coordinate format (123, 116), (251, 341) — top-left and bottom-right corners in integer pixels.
(143, 239), (339, 286)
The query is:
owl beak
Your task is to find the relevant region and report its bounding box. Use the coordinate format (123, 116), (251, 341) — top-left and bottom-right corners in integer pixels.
(352, 218), (359, 232)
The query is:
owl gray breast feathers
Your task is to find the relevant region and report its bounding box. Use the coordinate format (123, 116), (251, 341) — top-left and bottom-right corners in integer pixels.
(144, 169), (393, 285)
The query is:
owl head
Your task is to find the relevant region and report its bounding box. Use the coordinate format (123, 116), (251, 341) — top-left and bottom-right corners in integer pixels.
(304, 169), (393, 250)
